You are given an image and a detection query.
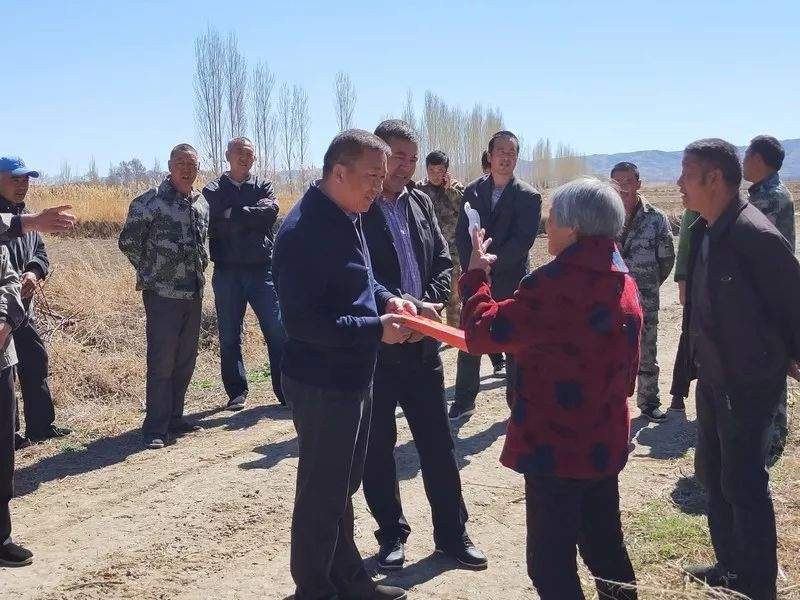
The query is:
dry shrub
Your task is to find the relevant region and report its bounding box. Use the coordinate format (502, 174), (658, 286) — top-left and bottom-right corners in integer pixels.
(27, 182), (296, 239)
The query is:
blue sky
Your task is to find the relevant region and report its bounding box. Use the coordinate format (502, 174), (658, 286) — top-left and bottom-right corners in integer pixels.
(2, 0), (798, 177)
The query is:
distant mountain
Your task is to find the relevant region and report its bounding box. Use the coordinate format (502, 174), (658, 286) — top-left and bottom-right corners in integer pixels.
(583, 138), (800, 182)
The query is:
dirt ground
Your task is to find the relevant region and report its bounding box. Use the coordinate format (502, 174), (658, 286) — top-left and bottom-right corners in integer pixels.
(0, 230), (796, 599)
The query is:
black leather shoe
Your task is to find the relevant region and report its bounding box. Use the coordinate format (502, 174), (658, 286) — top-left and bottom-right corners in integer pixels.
(169, 420), (203, 434)
(28, 425), (72, 442)
(377, 539), (405, 570)
(0, 541), (34, 567)
(641, 407), (667, 423)
(340, 580), (407, 600)
(684, 563), (736, 587)
(14, 434), (31, 451)
(436, 537), (488, 570)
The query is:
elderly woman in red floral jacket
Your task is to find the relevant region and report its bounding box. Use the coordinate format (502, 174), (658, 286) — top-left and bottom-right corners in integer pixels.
(460, 178), (643, 600)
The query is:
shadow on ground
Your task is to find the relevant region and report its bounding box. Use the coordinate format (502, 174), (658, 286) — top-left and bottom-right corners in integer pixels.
(15, 403), (280, 497)
(629, 412), (697, 460)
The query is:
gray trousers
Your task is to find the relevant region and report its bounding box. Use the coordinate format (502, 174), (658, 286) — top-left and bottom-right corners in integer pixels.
(142, 291), (202, 438)
(283, 374), (373, 600)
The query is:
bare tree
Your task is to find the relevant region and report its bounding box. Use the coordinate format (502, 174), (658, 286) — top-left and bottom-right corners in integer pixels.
(224, 31), (248, 139)
(58, 161), (72, 185)
(86, 156), (99, 182)
(194, 25), (225, 172)
(401, 89), (416, 131)
(293, 84), (310, 188)
(277, 82), (295, 190)
(251, 61), (276, 177)
(333, 71), (357, 131)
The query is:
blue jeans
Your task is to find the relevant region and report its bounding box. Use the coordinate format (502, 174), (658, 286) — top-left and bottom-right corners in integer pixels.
(212, 264), (286, 404)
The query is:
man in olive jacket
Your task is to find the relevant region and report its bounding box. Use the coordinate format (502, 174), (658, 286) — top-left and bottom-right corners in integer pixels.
(451, 131), (542, 419)
(678, 139), (800, 600)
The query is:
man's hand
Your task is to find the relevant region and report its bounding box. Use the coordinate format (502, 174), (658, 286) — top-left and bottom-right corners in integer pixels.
(20, 205), (76, 234)
(0, 322), (11, 348)
(468, 227), (497, 274)
(380, 313), (411, 344)
(678, 280), (686, 306)
(20, 271), (39, 299)
(788, 361), (800, 382)
(385, 297), (417, 316)
(407, 302), (444, 343)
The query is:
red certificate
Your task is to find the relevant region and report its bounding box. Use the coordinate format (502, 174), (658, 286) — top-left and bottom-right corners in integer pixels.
(399, 315), (468, 351)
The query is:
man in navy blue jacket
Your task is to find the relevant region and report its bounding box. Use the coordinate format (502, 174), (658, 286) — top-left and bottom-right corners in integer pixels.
(273, 130), (412, 600)
(203, 137), (286, 409)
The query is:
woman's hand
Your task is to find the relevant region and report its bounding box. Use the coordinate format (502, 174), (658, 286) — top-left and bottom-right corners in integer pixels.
(468, 227), (497, 275)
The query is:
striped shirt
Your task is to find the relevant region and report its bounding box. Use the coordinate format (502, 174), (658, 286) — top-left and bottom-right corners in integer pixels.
(378, 191), (423, 299)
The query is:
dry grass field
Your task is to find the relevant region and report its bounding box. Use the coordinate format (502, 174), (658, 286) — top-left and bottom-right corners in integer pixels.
(2, 182), (799, 598)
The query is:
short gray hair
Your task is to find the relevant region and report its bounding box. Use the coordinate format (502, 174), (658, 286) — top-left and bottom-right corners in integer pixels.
(550, 177), (625, 238)
(227, 137), (254, 151)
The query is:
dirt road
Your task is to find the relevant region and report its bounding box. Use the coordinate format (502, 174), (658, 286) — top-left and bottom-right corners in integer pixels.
(0, 267), (751, 599)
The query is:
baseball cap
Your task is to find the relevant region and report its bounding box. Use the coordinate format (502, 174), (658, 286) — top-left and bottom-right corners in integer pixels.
(0, 156), (40, 178)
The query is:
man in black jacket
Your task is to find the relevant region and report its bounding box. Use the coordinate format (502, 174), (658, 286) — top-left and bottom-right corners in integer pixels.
(274, 130), (410, 600)
(0, 160), (71, 448)
(203, 137), (286, 409)
(451, 131), (542, 419)
(678, 138), (800, 600)
(362, 120), (487, 572)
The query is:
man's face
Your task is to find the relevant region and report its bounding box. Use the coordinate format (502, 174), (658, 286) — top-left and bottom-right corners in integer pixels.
(489, 137), (518, 178)
(611, 169), (641, 208)
(339, 148), (387, 213)
(0, 173), (30, 204)
(677, 154), (713, 212)
(168, 151), (199, 196)
(383, 138), (418, 196)
(226, 141), (256, 179)
(742, 147), (763, 183)
(426, 164), (447, 187)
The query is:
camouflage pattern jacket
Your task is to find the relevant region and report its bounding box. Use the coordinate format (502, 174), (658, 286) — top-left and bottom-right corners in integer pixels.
(617, 197), (675, 315)
(416, 179), (464, 256)
(0, 214), (33, 370)
(748, 172), (795, 251)
(119, 178), (210, 300)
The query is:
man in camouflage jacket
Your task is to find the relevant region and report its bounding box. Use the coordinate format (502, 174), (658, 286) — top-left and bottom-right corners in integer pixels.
(612, 162), (675, 422)
(119, 144), (209, 449)
(744, 135), (796, 461)
(416, 150), (464, 326)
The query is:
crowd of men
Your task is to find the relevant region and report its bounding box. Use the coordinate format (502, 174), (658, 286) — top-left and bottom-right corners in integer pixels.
(0, 129), (795, 600)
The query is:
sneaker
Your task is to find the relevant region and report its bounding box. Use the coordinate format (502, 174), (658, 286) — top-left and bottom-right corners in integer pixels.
(376, 539), (405, 570)
(226, 395), (247, 411)
(491, 356), (506, 376)
(683, 563), (736, 587)
(169, 420), (203, 434)
(14, 434), (31, 451)
(641, 407), (667, 423)
(28, 425), (72, 442)
(448, 401), (476, 421)
(435, 536), (488, 570)
(669, 396), (686, 412)
(0, 541), (34, 567)
(145, 437), (165, 450)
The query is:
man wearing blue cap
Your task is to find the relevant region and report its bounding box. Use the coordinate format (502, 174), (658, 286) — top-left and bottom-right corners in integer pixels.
(0, 155), (76, 566)
(0, 157), (72, 450)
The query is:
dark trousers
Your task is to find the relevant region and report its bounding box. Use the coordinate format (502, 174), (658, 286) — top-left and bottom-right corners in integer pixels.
(1, 366), (16, 543)
(212, 265), (286, 404)
(525, 474), (637, 600)
(284, 374), (373, 600)
(142, 291), (202, 438)
(455, 350), (516, 406)
(695, 379), (778, 600)
(363, 351), (467, 547)
(12, 321), (56, 437)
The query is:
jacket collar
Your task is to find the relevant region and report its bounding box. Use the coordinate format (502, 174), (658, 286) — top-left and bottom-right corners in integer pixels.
(307, 181), (359, 224)
(159, 177), (198, 202)
(748, 171), (781, 195)
(222, 172), (255, 189)
(557, 236), (629, 274)
(0, 194), (24, 215)
(705, 194), (746, 241)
